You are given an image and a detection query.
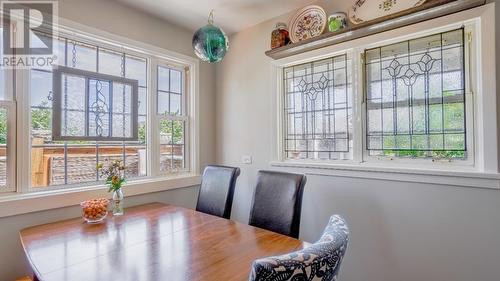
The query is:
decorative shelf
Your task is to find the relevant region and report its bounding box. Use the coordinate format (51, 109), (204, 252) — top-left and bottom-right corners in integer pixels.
(265, 0), (485, 60)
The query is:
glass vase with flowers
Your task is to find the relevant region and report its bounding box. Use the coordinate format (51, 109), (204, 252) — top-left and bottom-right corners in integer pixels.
(97, 160), (126, 216)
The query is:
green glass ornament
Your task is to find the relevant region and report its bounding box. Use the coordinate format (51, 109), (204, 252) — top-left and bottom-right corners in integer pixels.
(328, 19), (342, 32)
(192, 10), (229, 63)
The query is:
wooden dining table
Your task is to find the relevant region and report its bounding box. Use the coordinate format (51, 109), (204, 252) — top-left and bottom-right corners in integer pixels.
(20, 202), (304, 281)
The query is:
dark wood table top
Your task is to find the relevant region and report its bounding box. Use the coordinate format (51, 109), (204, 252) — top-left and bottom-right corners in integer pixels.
(20, 203), (304, 281)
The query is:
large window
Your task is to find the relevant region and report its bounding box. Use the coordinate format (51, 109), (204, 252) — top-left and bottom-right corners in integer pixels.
(365, 28), (466, 159)
(0, 17), (198, 198)
(0, 24), (198, 195)
(30, 35), (148, 188)
(283, 54), (352, 160)
(280, 26), (474, 167)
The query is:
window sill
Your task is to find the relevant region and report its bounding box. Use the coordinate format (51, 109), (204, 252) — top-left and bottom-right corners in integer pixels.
(270, 161), (500, 190)
(0, 174), (201, 218)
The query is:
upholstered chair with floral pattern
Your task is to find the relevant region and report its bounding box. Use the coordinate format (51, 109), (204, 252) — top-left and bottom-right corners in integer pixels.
(249, 215), (349, 281)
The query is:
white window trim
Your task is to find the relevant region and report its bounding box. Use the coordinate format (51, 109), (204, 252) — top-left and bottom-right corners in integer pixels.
(0, 15), (201, 211)
(155, 62), (191, 176)
(271, 3), (499, 189)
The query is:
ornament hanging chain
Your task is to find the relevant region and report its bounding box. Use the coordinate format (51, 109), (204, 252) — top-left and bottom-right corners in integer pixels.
(208, 9), (214, 25)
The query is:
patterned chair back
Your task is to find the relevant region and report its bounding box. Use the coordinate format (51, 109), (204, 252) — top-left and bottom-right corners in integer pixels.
(249, 215), (349, 281)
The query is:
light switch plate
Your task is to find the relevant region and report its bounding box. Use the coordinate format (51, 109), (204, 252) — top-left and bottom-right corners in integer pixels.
(241, 155), (252, 164)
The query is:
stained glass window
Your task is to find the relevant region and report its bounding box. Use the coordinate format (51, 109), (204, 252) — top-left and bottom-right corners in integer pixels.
(365, 28), (466, 159)
(52, 66), (139, 141)
(283, 54), (352, 160)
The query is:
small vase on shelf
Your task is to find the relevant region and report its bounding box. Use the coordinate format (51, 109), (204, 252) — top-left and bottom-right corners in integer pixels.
(270, 22), (290, 49)
(328, 12), (347, 32)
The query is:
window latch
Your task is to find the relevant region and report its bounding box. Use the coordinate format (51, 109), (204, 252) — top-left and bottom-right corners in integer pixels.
(467, 31), (472, 43)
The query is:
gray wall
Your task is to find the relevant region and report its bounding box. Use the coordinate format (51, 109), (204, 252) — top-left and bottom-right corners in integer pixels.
(215, 1), (500, 281)
(0, 0), (215, 280)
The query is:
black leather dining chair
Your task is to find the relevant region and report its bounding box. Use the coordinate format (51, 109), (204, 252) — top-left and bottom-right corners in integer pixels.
(195, 165), (240, 219)
(248, 170), (306, 238)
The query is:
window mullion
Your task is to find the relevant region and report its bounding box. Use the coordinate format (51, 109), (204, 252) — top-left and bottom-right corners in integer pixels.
(149, 58), (160, 177)
(464, 24), (476, 168)
(184, 66), (193, 173)
(16, 69), (31, 193)
(275, 66), (285, 162)
(353, 50), (364, 163)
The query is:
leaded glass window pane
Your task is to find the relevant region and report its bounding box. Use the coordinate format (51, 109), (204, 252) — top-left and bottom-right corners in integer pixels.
(98, 48), (123, 76)
(365, 28), (466, 159)
(61, 74), (86, 136)
(53, 67), (138, 141)
(126, 55), (147, 87)
(67, 40), (97, 71)
(283, 54), (352, 160)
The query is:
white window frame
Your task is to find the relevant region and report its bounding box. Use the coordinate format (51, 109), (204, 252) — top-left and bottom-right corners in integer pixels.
(271, 4), (500, 189)
(152, 61), (191, 176)
(280, 51), (358, 163)
(0, 16), (200, 199)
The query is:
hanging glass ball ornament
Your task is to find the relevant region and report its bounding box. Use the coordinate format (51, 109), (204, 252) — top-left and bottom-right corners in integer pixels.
(192, 10), (229, 63)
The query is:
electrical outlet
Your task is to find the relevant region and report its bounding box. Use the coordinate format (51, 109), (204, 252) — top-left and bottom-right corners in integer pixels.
(241, 155), (252, 164)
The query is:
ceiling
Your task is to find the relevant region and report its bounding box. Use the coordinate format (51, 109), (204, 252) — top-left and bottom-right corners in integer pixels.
(114, 0), (316, 35)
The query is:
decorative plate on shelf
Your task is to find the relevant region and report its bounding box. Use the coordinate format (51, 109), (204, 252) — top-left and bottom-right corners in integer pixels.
(289, 5), (327, 43)
(348, 0), (427, 25)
